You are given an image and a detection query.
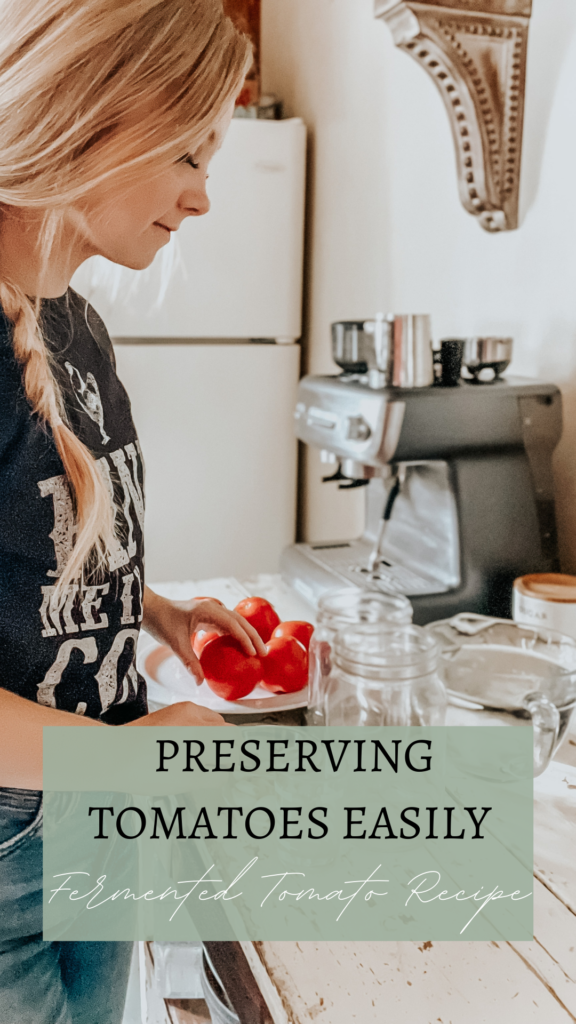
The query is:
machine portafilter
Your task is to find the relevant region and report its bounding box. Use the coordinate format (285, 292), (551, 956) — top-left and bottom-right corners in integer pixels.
(320, 450), (405, 575)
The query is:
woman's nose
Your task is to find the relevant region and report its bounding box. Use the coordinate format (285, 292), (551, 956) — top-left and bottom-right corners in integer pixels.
(181, 182), (210, 217)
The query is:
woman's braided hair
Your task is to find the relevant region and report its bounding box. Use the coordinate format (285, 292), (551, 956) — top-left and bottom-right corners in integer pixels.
(0, 0), (251, 592)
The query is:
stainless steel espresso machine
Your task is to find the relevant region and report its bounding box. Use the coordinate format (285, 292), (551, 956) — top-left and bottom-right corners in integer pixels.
(282, 316), (562, 624)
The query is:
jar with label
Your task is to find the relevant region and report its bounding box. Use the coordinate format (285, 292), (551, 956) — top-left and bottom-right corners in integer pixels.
(307, 588), (413, 726)
(324, 622), (445, 727)
(513, 573), (576, 641)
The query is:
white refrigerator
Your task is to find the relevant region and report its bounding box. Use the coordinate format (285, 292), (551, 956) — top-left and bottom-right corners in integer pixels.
(72, 118), (306, 582)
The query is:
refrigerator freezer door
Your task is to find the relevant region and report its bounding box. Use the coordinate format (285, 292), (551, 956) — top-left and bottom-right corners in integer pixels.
(72, 119), (306, 341)
(114, 342), (300, 581)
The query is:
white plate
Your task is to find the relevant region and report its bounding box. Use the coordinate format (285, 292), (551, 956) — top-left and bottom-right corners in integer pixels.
(138, 643), (308, 714)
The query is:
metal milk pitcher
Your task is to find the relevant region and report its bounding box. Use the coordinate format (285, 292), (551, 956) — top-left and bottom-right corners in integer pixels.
(389, 314), (434, 388)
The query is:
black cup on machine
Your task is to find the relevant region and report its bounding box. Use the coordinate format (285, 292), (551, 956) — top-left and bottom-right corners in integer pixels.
(434, 338), (465, 387)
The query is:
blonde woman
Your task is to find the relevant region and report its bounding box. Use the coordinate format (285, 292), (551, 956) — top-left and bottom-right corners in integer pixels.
(0, 2), (266, 1021)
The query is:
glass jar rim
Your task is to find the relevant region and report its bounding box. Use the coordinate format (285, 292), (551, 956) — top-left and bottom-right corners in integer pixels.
(333, 622), (438, 680)
(317, 586), (412, 627)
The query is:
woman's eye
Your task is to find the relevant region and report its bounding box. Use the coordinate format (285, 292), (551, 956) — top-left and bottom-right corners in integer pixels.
(178, 154), (199, 170)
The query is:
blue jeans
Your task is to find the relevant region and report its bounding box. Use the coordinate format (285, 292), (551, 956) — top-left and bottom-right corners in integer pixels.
(0, 787), (132, 1024)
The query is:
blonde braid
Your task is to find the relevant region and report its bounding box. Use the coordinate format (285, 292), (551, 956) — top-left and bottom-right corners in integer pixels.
(0, 0), (251, 590)
(0, 279), (114, 592)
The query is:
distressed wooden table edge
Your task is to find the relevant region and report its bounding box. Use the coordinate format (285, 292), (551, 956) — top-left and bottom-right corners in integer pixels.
(242, 762), (576, 1023)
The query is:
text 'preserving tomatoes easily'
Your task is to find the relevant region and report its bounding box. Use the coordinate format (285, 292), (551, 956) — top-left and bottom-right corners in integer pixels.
(234, 597), (281, 643)
(200, 636), (262, 701)
(272, 620), (314, 651)
(261, 636), (308, 694)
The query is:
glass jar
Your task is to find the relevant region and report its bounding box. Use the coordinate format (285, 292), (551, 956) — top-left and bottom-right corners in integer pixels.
(324, 622), (445, 727)
(307, 587), (413, 726)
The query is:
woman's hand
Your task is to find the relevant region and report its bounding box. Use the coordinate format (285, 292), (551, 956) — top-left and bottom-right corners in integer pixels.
(125, 700), (233, 727)
(142, 586), (267, 684)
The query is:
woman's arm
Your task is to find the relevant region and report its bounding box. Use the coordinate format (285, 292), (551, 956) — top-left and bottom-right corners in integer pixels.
(0, 588), (250, 790)
(0, 686), (105, 790)
(0, 678), (233, 791)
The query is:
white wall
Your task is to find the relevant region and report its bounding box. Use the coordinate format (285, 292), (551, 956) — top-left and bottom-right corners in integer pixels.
(262, 0), (576, 569)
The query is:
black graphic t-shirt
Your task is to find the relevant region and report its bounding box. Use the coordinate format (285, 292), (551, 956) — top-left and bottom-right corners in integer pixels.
(0, 287), (147, 724)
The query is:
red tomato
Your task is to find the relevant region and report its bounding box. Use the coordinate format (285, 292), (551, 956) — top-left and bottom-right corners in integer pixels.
(261, 636), (308, 694)
(192, 630), (220, 658)
(272, 620), (314, 651)
(200, 635), (262, 701)
(234, 597), (280, 643)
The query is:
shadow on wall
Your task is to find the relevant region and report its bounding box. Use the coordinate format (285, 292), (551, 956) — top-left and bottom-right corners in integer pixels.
(521, 0), (576, 220)
(554, 377), (576, 573)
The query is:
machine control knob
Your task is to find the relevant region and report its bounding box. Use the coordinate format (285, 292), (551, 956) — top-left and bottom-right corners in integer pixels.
(345, 415), (371, 441)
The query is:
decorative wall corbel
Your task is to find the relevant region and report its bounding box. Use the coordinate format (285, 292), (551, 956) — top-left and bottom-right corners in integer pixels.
(375, 1), (532, 232)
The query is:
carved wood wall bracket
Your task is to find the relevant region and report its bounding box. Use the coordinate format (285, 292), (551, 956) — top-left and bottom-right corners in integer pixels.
(375, 0), (532, 231)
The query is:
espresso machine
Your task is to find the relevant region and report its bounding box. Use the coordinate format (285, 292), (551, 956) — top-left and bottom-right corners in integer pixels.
(281, 316), (562, 624)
